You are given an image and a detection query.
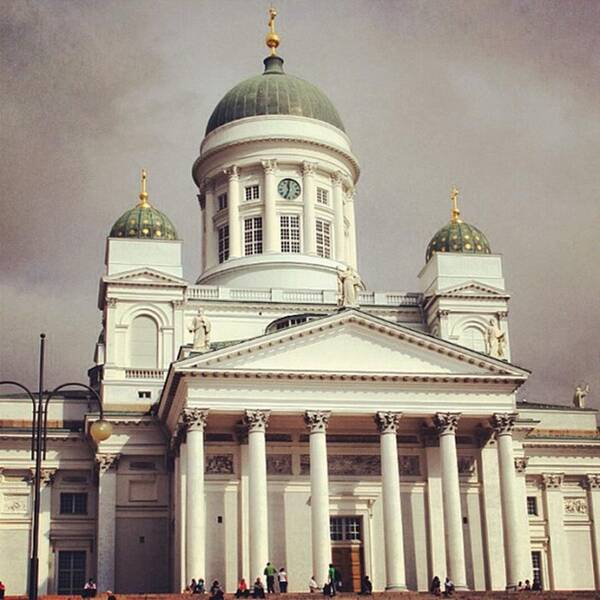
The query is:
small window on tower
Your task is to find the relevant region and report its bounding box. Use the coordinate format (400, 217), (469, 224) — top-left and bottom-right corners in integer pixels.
(138, 391), (151, 399)
(245, 185), (260, 201)
(527, 496), (538, 516)
(316, 187), (329, 205)
(217, 193), (228, 211)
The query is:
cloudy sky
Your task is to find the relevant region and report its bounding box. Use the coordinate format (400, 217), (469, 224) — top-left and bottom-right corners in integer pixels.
(1, 0), (599, 408)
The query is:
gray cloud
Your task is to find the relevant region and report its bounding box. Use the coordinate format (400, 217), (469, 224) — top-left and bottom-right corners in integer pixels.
(1, 0), (598, 409)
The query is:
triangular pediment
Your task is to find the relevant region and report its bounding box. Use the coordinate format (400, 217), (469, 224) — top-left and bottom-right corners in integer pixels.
(103, 267), (187, 287)
(438, 281), (509, 298)
(173, 309), (527, 379)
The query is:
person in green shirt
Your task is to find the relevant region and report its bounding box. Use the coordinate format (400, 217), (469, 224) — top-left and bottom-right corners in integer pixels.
(263, 562), (277, 594)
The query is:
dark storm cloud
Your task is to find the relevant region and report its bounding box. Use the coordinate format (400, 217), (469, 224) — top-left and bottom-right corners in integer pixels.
(1, 0), (599, 409)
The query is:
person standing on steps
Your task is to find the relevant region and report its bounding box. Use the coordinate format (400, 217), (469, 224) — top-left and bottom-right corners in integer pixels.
(278, 567), (288, 593)
(263, 562), (277, 594)
(327, 564), (336, 596)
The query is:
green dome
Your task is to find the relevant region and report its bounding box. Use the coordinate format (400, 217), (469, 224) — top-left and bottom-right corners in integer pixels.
(426, 220), (491, 262)
(206, 56), (345, 135)
(110, 204), (178, 240)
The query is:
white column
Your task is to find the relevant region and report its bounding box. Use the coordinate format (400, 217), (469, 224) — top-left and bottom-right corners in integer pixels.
(585, 475), (600, 589)
(304, 410), (332, 585)
(226, 165), (241, 258)
(514, 457), (533, 585)
(261, 160), (279, 253)
(302, 161), (318, 255)
(375, 412), (407, 590)
(543, 473), (569, 589)
(331, 171), (345, 263)
(433, 413), (467, 590)
(38, 468), (56, 595)
(96, 454), (119, 592)
(198, 192), (206, 273)
(244, 409), (271, 580)
(179, 439), (188, 589)
(183, 408), (209, 583)
(203, 178), (217, 270)
(491, 413), (521, 590)
(344, 187), (358, 270)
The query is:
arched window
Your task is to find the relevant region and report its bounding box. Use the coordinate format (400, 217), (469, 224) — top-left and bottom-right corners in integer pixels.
(459, 326), (486, 353)
(129, 316), (158, 368)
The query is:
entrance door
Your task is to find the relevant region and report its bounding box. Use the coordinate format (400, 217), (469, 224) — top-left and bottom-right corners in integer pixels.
(330, 516), (364, 593)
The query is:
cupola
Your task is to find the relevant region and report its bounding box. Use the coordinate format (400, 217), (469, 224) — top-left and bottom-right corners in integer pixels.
(110, 170), (178, 240)
(425, 187), (491, 262)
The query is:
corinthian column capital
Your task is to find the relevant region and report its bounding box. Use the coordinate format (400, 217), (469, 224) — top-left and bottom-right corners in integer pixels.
(491, 413), (517, 436)
(182, 408), (209, 432)
(433, 412), (460, 436)
(375, 411), (403, 434)
(302, 161), (318, 176)
(304, 410), (331, 433)
(244, 409), (271, 433)
(224, 165), (239, 179)
(261, 159), (278, 174)
(96, 453), (120, 475)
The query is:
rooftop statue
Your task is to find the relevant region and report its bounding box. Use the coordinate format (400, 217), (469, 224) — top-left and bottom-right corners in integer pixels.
(189, 308), (211, 352)
(485, 317), (506, 359)
(337, 266), (365, 309)
(573, 383), (590, 408)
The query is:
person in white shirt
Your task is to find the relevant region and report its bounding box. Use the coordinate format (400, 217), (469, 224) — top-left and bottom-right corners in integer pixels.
(278, 568), (288, 593)
(309, 577), (319, 593)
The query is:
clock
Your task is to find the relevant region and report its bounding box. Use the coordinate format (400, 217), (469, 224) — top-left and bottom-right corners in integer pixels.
(277, 178), (301, 200)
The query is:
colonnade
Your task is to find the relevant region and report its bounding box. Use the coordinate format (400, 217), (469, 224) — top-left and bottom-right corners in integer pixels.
(177, 409), (523, 591)
(199, 161), (358, 269)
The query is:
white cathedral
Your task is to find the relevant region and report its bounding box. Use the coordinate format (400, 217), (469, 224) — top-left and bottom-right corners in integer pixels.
(2, 14), (600, 597)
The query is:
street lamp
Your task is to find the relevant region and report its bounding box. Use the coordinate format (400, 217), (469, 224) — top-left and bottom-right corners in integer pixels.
(0, 334), (112, 600)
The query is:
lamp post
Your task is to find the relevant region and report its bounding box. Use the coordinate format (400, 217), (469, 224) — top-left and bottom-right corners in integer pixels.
(0, 334), (112, 600)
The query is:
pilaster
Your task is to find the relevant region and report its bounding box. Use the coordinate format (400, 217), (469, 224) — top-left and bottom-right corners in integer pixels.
(225, 165), (241, 258)
(302, 161), (318, 255)
(542, 473), (568, 590)
(38, 468), (56, 596)
(583, 474), (600, 589)
(262, 160), (279, 253)
(331, 171), (345, 262)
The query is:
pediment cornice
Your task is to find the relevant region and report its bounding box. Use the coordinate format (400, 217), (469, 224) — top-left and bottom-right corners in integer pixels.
(103, 267), (188, 288)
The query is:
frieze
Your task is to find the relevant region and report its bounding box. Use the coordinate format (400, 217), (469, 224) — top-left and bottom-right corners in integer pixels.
(458, 456), (476, 476)
(205, 454), (234, 475)
(3, 495), (29, 514)
(564, 497), (588, 515)
(399, 456), (421, 476)
(266, 454), (293, 475)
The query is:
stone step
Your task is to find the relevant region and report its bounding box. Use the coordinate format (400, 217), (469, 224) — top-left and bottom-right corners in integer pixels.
(7, 593), (600, 600)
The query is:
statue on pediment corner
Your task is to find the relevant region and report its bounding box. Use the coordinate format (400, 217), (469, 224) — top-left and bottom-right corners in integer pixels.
(337, 266), (364, 308)
(573, 383), (589, 408)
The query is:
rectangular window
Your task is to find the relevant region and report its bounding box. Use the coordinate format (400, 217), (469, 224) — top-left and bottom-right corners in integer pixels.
(60, 493), (88, 515)
(527, 496), (538, 516)
(280, 215), (300, 253)
(217, 193), (228, 211)
(244, 217), (263, 256)
(329, 516), (363, 542)
(57, 550), (86, 595)
(316, 219), (331, 258)
(531, 551), (543, 589)
(244, 184), (260, 201)
(316, 187), (329, 205)
(137, 390), (151, 399)
(218, 225), (229, 263)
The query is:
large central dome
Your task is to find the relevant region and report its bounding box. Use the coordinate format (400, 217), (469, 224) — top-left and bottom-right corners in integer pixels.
(205, 55), (345, 135)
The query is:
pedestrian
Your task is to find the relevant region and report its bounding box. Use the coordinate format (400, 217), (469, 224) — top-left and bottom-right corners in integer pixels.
(309, 576), (319, 593)
(235, 578), (249, 598)
(264, 562), (277, 594)
(189, 579), (198, 594)
(517, 581), (523, 591)
(322, 582), (333, 597)
(278, 568), (288, 593)
(196, 579), (206, 594)
(106, 592), (116, 600)
(83, 578), (97, 598)
(327, 564), (336, 596)
(359, 576), (372, 595)
(334, 567), (342, 593)
(443, 577), (454, 597)
(0, 581), (6, 600)
(532, 579), (542, 592)
(209, 581), (223, 600)
(524, 580), (531, 591)
(253, 577), (266, 599)
(430, 576), (441, 596)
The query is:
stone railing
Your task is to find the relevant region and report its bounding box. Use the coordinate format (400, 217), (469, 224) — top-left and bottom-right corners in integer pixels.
(187, 285), (422, 307)
(124, 368), (166, 379)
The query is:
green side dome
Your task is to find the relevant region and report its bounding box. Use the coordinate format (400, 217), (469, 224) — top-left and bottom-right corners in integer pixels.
(205, 55), (345, 135)
(426, 220), (491, 262)
(110, 171), (178, 240)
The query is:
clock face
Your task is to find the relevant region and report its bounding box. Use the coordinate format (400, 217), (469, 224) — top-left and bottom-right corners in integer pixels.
(278, 178), (301, 200)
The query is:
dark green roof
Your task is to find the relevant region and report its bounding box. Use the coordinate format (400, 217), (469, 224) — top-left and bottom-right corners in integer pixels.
(426, 220), (491, 262)
(110, 204), (178, 240)
(206, 55), (345, 135)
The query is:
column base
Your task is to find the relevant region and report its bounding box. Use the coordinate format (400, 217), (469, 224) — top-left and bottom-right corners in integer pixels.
(505, 584), (517, 591)
(384, 585), (408, 591)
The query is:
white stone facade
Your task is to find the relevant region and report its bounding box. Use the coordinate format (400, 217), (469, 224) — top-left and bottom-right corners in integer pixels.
(2, 40), (599, 598)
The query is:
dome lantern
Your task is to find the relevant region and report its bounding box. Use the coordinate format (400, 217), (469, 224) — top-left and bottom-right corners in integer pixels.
(109, 170), (178, 240)
(425, 187), (491, 262)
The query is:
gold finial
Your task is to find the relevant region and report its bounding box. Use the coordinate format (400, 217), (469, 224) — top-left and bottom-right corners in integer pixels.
(265, 7), (280, 56)
(138, 169), (150, 208)
(450, 186), (461, 223)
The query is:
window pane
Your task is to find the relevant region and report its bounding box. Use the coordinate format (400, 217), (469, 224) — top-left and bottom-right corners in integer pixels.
(316, 220), (331, 258)
(244, 217), (263, 256)
(280, 215), (300, 253)
(58, 551), (86, 595)
(129, 316), (158, 368)
(527, 496), (538, 516)
(218, 225), (230, 263)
